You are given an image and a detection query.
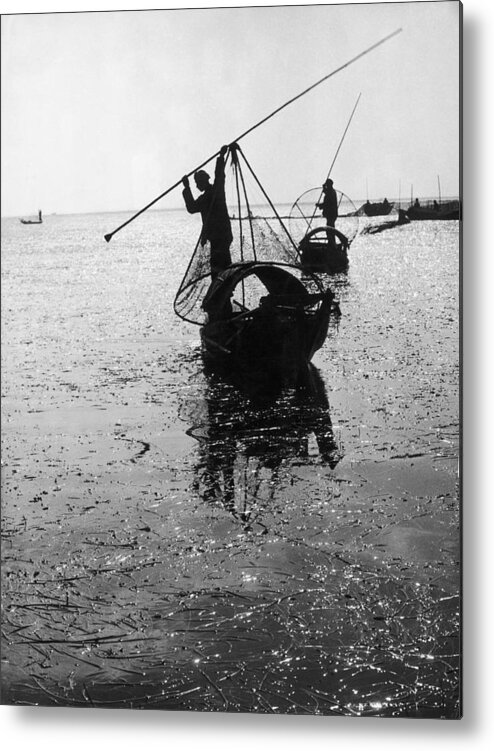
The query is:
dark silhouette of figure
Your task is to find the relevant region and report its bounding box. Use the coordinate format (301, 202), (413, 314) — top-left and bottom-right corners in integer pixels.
(383, 197), (390, 209)
(414, 198), (421, 208)
(182, 145), (233, 279)
(187, 365), (341, 531)
(317, 178), (338, 227)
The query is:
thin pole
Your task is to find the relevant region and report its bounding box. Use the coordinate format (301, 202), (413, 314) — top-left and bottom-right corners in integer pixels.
(437, 174), (442, 203)
(307, 93), (361, 231)
(327, 92), (361, 178)
(104, 28), (402, 242)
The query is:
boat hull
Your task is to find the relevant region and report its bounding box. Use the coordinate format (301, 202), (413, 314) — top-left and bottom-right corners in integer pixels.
(299, 226), (349, 274)
(406, 207), (460, 221)
(361, 202), (393, 217)
(200, 291), (333, 390)
(300, 241), (348, 273)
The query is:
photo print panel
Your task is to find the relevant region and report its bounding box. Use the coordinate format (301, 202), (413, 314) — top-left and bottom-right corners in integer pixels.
(1, 1), (461, 718)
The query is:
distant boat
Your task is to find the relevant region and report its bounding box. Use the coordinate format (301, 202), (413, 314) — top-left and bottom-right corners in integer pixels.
(20, 210), (42, 225)
(359, 199), (394, 217)
(406, 199), (461, 221)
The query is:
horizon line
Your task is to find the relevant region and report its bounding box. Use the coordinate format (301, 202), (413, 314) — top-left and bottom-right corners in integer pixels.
(2, 194), (461, 221)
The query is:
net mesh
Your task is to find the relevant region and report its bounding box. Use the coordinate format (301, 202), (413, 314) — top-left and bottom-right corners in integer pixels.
(174, 148), (302, 325)
(288, 188), (359, 245)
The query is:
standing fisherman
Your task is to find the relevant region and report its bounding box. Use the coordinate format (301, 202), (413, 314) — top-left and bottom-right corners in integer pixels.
(182, 144), (233, 279)
(317, 178), (338, 228)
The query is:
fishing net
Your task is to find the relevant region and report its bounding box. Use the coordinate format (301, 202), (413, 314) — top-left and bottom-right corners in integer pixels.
(288, 187), (359, 246)
(174, 146), (304, 325)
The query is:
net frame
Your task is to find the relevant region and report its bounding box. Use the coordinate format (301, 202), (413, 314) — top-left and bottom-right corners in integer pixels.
(174, 145), (319, 326)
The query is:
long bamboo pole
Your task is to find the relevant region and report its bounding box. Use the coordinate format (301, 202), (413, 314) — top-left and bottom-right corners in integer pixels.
(104, 27), (402, 242)
(307, 92), (361, 231)
(326, 92), (362, 179)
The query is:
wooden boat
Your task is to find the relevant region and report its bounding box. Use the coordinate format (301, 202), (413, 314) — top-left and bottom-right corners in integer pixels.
(406, 200), (461, 221)
(360, 199), (393, 217)
(20, 210), (42, 225)
(345, 200), (393, 217)
(298, 226), (349, 273)
(174, 145), (339, 388)
(200, 261), (335, 386)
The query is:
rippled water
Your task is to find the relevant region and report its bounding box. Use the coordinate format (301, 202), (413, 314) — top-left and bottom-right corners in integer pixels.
(1, 209), (460, 716)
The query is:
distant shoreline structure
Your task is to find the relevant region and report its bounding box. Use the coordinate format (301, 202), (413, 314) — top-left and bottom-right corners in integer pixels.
(2, 196), (461, 220)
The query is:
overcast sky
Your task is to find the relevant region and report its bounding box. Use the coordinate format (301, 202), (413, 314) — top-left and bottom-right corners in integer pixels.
(1, 1), (460, 216)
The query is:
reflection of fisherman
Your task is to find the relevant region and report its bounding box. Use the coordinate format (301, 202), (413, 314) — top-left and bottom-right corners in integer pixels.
(191, 366), (342, 531)
(182, 145), (233, 279)
(317, 178), (338, 227)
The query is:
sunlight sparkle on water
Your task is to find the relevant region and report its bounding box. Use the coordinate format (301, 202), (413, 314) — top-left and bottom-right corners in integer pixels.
(0, 212), (460, 717)
(242, 571), (257, 583)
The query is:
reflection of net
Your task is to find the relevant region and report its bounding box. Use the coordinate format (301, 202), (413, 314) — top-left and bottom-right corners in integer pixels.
(174, 211), (301, 325)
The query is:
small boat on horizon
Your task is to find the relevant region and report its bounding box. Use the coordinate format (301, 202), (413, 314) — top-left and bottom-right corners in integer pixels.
(356, 199), (394, 217)
(20, 210), (43, 225)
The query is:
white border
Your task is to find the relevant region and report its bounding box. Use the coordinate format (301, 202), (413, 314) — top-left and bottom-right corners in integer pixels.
(1, 0), (492, 747)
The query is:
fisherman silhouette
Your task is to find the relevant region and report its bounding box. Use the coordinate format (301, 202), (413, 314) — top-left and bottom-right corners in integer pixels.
(182, 144), (233, 279)
(316, 178), (338, 227)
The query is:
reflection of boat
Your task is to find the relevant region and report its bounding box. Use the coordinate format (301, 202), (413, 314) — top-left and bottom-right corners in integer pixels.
(185, 365), (342, 528)
(20, 210), (42, 225)
(406, 200), (461, 221)
(288, 188), (358, 274)
(174, 145), (339, 387)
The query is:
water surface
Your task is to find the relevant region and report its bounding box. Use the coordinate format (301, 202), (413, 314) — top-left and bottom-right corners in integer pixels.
(1, 210), (460, 716)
